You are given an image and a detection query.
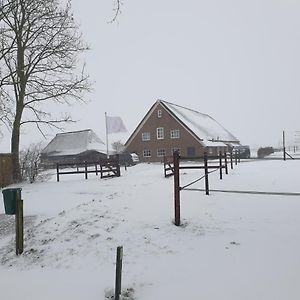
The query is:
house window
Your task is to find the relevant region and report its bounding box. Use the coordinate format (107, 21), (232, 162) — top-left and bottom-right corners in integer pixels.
(143, 149), (151, 157)
(171, 148), (180, 155)
(170, 129), (180, 139)
(157, 148), (166, 157)
(158, 109), (162, 118)
(157, 127), (164, 139)
(142, 132), (150, 141)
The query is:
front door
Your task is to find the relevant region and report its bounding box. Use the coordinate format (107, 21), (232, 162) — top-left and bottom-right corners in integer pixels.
(187, 147), (196, 157)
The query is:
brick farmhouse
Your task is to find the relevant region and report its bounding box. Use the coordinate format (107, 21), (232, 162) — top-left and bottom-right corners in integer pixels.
(124, 100), (241, 162)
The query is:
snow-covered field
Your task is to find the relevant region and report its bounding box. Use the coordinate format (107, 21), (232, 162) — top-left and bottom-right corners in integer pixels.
(0, 159), (300, 300)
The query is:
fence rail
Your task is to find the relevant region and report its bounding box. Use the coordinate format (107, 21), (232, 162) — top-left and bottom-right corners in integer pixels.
(56, 157), (120, 182)
(171, 150), (240, 226)
(164, 150), (238, 179)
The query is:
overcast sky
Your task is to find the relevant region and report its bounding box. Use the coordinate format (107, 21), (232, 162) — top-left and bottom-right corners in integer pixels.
(1, 0), (300, 152)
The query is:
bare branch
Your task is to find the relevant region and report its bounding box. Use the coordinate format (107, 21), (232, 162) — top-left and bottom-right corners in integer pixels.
(109, 0), (122, 23)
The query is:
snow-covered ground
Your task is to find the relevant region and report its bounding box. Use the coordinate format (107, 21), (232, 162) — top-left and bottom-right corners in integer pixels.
(0, 159), (300, 300)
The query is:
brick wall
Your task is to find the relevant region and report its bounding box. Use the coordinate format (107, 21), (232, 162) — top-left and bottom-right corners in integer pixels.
(0, 154), (13, 188)
(125, 103), (205, 162)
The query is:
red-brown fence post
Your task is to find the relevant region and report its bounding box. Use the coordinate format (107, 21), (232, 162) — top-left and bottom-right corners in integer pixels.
(116, 155), (121, 177)
(173, 151), (180, 226)
(204, 152), (209, 195)
(230, 151), (233, 169)
(283, 130), (286, 161)
(224, 153), (228, 174)
(235, 150), (238, 165)
(56, 164), (60, 182)
(219, 151), (223, 180)
(84, 161), (88, 179)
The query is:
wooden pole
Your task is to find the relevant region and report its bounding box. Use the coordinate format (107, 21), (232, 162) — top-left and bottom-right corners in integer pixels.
(116, 154), (121, 177)
(204, 153), (209, 195)
(283, 130), (286, 161)
(85, 161), (88, 179)
(219, 151), (223, 180)
(173, 151), (181, 226)
(235, 150), (238, 165)
(238, 150), (241, 163)
(15, 190), (23, 255)
(56, 164), (60, 182)
(114, 246), (123, 300)
(224, 153), (228, 174)
(230, 151), (233, 169)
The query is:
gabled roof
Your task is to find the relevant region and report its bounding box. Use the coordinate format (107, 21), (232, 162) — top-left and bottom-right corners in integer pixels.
(125, 100), (240, 147)
(42, 129), (106, 157)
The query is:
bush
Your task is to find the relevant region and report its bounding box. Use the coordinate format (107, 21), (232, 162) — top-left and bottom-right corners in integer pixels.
(257, 147), (274, 158)
(20, 143), (45, 183)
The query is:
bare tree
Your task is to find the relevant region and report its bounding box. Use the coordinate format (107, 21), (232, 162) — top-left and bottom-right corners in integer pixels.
(111, 140), (125, 154)
(19, 142), (45, 183)
(0, 0), (91, 181)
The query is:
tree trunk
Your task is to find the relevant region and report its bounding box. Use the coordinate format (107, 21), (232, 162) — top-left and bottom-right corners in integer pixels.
(11, 106), (23, 182)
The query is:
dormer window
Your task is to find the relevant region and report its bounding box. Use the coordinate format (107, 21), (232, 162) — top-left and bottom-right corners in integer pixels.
(158, 109), (162, 118)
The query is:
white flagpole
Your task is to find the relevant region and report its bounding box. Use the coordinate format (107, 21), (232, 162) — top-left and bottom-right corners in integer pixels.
(105, 112), (109, 158)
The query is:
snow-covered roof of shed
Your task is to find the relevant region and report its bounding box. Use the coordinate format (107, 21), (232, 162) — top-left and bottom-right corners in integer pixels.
(160, 100), (239, 146)
(42, 129), (106, 156)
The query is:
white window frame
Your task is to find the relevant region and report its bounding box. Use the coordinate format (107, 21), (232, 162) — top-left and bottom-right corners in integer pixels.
(157, 148), (166, 157)
(142, 132), (150, 141)
(156, 127), (164, 140)
(143, 149), (151, 157)
(158, 109), (162, 118)
(170, 129), (180, 139)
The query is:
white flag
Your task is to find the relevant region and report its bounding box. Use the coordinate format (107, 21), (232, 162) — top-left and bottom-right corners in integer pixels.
(106, 116), (127, 134)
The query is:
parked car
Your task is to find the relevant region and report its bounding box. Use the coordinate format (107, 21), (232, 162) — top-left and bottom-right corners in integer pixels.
(130, 153), (140, 164)
(233, 145), (251, 159)
(116, 152), (139, 166)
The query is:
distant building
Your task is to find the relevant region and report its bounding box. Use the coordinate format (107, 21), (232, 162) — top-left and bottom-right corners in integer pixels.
(124, 100), (240, 162)
(0, 153), (13, 187)
(41, 129), (106, 165)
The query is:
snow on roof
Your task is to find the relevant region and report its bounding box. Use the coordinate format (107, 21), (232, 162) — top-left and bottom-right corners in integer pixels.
(42, 129), (106, 157)
(160, 100), (239, 146)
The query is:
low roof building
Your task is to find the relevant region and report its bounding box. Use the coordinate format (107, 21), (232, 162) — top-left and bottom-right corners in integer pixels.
(41, 129), (106, 164)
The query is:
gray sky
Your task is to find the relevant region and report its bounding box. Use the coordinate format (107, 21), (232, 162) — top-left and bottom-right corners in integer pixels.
(1, 0), (300, 152)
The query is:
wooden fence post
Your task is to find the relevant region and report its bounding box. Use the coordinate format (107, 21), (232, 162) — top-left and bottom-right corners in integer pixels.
(238, 150), (241, 163)
(116, 155), (121, 177)
(95, 163), (98, 176)
(283, 130), (286, 161)
(230, 151), (233, 169)
(219, 151), (223, 180)
(204, 152), (209, 195)
(224, 153), (228, 174)
(15, 190), (24, 255)
(163, 156), (167, 178)
(235, 150), (238, 165)
(114, 246), (123, 300)
(84, 161), (88, 180)
(56, 164), (60, 182)
(173, 151), (181, 226)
